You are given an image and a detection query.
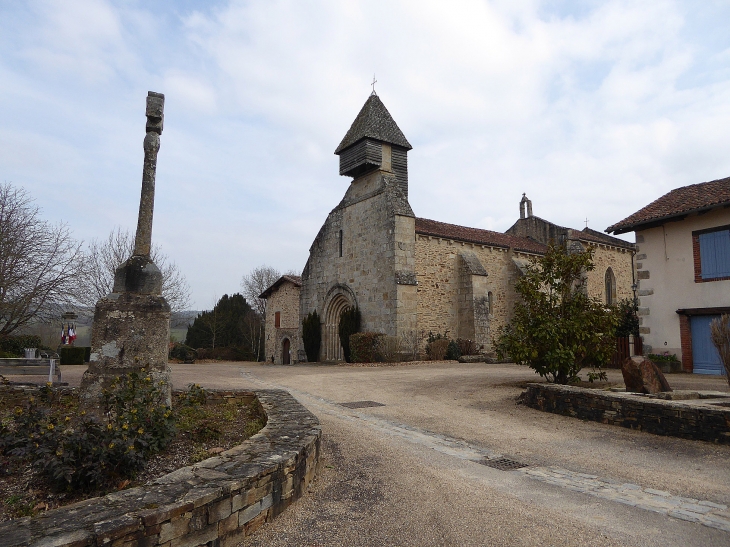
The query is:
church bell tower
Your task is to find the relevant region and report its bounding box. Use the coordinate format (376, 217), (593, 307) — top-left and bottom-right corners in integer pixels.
(334, 93), (412, 198)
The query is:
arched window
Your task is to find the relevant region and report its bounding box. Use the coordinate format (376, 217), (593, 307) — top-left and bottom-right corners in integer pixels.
(605, 268), (616, 305)
(487, 291), (494, 315)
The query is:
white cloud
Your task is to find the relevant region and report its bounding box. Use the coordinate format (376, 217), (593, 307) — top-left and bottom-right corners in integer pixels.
(1, 0), (730, 307)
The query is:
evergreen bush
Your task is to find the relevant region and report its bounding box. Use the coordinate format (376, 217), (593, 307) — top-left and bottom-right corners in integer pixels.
(302, 310), (321, 362)
(338, 307), (361, 363)
(59, 346), (86, 365)
(0, 335), (42, 357)
(445, 339), (461, 360)
(169, 343), (198, 363)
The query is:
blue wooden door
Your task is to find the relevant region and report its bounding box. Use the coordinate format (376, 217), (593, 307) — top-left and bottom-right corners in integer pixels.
(690, 315), (724, 375)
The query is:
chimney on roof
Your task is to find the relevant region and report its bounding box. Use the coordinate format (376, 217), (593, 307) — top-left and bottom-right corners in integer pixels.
(520, 194), (533, 219)
(334, 94), (412, 198)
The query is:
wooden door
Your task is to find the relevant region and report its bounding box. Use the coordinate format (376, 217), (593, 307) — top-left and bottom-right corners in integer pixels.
(282, 338), (290, 365)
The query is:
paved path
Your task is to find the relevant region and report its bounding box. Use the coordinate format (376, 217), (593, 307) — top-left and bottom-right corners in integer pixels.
(31, 363), (730, 546)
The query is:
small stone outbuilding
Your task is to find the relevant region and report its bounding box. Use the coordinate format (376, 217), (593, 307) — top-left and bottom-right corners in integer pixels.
(260, 275), (301, 365)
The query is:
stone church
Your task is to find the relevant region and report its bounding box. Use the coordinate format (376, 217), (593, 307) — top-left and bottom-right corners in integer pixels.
(262, 94), (635, 364)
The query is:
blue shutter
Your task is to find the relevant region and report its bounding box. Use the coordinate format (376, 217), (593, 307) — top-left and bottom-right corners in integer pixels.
(700, 229), (730, 279)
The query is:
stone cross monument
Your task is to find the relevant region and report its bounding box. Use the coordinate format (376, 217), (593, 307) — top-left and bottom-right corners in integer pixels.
(80, 91), (172, 406)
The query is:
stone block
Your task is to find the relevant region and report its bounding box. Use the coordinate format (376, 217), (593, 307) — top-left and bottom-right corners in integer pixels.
(208, 497), (231, 524)
(159, 514), (191, 544)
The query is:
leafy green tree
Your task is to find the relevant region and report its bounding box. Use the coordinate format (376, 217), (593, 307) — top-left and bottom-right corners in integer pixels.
(302, 310), (321, 362)
(339, 307), (361, 363)
(495, 244), (619, 384)
(185, 294), (261, 358)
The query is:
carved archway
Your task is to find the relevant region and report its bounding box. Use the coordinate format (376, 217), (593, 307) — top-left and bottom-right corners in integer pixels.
(322, 284), (356, 361)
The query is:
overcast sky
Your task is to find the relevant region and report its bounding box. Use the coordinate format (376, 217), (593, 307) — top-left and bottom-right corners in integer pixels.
(2, 0), (730, 310)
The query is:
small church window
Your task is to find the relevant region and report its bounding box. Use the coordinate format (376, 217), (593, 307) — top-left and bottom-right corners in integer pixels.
(339, 230), (343, 257)
(605, 268), (616, 305)
(275, 311), (281, 328)
(488, 291), (494, 315)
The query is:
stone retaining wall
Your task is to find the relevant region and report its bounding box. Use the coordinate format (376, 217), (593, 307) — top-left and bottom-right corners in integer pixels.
(0, 389), (321, 547)
(522, 383), (730, 444)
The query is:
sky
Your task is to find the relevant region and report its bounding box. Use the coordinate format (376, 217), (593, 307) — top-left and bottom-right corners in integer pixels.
(1, 0), (730, 310)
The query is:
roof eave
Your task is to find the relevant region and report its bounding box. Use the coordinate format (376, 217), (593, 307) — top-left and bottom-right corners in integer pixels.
(606, 202), (730, 235)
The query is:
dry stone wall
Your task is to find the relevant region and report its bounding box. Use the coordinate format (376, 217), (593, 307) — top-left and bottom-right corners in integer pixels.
(523, 383), (730, 444)
(0, 389), (321, 547)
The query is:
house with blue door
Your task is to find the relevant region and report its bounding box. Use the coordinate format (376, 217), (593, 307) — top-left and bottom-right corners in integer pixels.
(607, 176), (730, 374)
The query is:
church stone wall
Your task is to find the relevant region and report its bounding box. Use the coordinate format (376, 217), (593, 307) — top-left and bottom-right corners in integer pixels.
(300, 171), (416, 360)
(415, 236), (535, 352)
(584, 245), (634, 304)
(265, 282), (301, 364)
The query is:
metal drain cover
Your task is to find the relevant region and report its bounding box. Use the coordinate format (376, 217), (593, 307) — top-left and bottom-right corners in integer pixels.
(477, 458), (527, 471)
(339, 400), (386, 409)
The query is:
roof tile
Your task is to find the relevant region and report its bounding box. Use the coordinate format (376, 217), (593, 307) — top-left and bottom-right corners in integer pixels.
(415, 218), (547, 254)
(606, 176), (730, 234)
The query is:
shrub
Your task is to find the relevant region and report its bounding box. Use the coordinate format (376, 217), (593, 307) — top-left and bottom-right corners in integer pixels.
(647, 353), (679, 363)
(445, 340), (461, 360)
(615, 298), (640, 337)
(710, 314), (730, 387)
(350, 332), (384, 363)
(495, 244), (618, 384)
(302, 310), (322, 362)
(338, 307), (361, 363)
(0, 335), (42, 357)
(427, 339), (449, 360)
(377, 335), (402, 363)
(456, 338), (478, 356)
(169, 343), (198, 363)
(0, 370), (175, 492)
(59, 346), (86, 365)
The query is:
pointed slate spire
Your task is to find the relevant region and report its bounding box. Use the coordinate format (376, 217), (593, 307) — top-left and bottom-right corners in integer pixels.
(335, 94), (412, 197)
(335, 94), (412, 154)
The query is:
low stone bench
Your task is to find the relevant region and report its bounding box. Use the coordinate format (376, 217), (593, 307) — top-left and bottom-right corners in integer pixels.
(0, 358), (61, 383)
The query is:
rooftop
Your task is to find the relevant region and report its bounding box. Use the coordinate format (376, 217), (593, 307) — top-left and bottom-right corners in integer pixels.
(606, 176), (730, 234)
(259, 275), (302, 299)
(415, 218), (547, 254)
(334, 94), (412, 154)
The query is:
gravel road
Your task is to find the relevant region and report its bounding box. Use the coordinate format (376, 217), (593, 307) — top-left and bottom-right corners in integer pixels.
(26, 362), (730, 546)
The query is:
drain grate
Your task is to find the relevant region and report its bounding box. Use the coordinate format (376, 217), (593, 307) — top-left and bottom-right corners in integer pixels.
(339, 400), (386, 409)
(477, 458), (528, 471)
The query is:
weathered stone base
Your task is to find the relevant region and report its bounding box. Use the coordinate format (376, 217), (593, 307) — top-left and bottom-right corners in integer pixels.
(522, 383), (730, 444)
(0, 389), (321, 547)
(80, 291), (171, 406)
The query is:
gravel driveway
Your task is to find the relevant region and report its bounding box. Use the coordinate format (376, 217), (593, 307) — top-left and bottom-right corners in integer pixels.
(29, 362), (730, 546)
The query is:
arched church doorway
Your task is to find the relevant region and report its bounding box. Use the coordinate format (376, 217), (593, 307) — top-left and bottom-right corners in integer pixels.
(282, 338), (290, 365)
(322, 286), (355, 361)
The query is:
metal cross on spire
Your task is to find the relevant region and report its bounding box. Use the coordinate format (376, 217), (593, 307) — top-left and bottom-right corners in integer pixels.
(584, 217), (589, 229)
(371, 74), (377, 95)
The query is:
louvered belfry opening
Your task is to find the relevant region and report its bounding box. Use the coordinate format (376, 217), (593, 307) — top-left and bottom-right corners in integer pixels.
(335, 93), (412, 198)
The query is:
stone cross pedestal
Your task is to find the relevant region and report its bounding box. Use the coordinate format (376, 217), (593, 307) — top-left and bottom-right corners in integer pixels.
(80, 92), (172, 406)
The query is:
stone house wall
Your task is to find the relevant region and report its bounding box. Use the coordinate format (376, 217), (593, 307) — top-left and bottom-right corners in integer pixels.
(633, 207), (730, 363)
(265, 281), (301, 365)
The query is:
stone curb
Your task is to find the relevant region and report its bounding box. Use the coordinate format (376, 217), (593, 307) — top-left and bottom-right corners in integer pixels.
(522, 383), (730, 444)
(0, 389), (321, 547)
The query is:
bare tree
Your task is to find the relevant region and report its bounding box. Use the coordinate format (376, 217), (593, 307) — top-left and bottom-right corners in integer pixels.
(0, 183), (84, 336)
(241, 266), (281, 319)
(79, 227), (191, 313)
